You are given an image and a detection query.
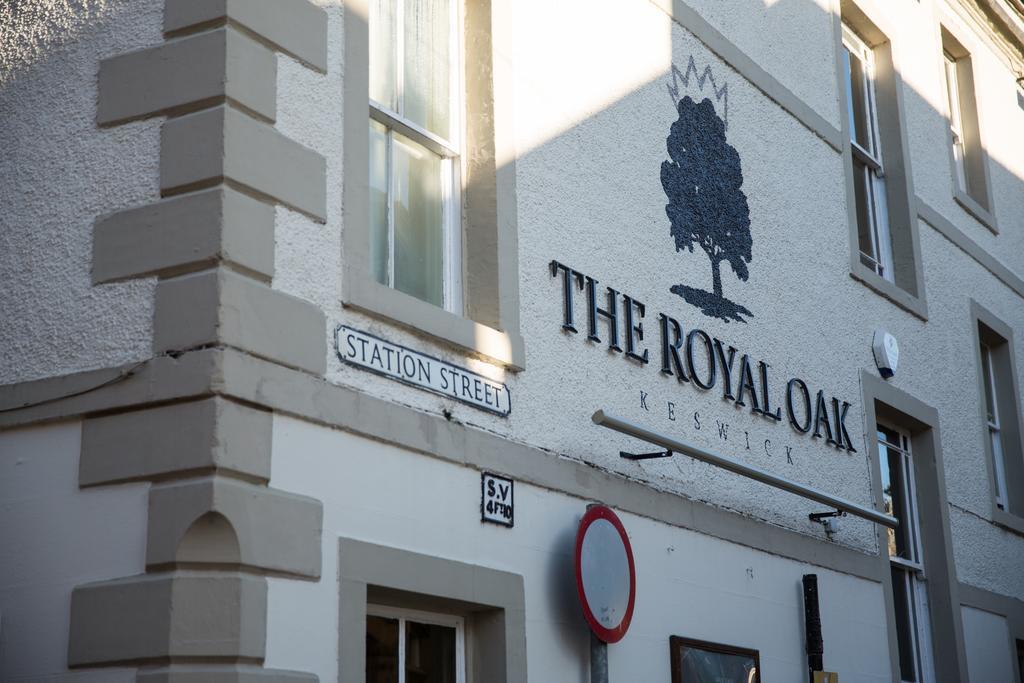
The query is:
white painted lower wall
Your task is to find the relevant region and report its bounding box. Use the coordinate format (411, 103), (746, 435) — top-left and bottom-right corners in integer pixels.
(264, 414), (892, 682)
(0, 421), (147, 682)
(962, 606), (1017, 683)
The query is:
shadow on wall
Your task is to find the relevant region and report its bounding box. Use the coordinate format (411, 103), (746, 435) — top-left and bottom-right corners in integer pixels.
(0, 0), (121, 86)
(506, 0), (1021, 331)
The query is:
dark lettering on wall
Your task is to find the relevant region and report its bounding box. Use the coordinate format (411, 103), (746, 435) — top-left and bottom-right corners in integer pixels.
(585, 276), (622, 352)
(812, 390), (835, 445)
(786, 378), (812, 433)
(548, 262), (861, 456)
(550, 260), (584, 332)
(713, 339), (738, 400)
(734, 354), (760, 413)
(623, 295), (649, 364)
(758, 361), (782, 421)
(686, 329), (717, 390)
(835, 400), (857, 452)
(659, 314), (690, 382)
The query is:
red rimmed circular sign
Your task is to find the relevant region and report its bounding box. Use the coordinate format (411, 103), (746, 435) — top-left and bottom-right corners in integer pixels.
(574, 505), (636, 643)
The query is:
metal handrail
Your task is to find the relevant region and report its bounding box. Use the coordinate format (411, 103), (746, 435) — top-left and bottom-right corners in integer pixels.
(592, 410), (898, 529)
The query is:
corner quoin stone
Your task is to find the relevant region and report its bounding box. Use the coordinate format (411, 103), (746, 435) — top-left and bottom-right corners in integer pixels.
(153, 267), (328, 375)
(68, 572), (267, 666)
(80, 397), (273, 486)
(92, 186), (275, 284)
(160, 105), (327, 221)
(146, 475), (323, 578)
(164, 0), (329, 73)
(98, 27), (277, 126)
(135, 666), (320, 683)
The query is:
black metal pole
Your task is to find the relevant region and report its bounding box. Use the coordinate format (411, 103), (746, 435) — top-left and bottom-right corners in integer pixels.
(590, 632), (609, 683)
(803, 574), (823, 683)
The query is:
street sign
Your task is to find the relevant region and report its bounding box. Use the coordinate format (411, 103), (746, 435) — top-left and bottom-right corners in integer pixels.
(481, 472), (514, 527)
(574, 505), (636, 644)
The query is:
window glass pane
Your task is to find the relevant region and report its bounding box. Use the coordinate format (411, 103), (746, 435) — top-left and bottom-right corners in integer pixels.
(674, 642), (758, 683)
(370, 121), (391, 286)
(878, 431), (899, 557)
(846, 48), (871, 152)
(869, 172), (892, 279)
(392, 131), (445, 307)
(980, 345), (997, 423)
(944, 56), (967, 191)
(403, 0), (452, 138)
(369, 0), (398, 110)
(853, 160), (877, 272)
(842, 47), (858, 144)
(991, 427), (1008, 508)
(944, 56), (962, 133)
(406, 620), (457, 683)
(891, 566), (920, 682)
(889, 447), (910, 560)
(367, 615), (400, 683)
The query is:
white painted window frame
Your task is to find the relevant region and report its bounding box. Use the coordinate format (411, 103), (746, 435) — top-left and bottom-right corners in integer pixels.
(942, 51), (968, 193)
(369, 0), (465, 314)
(367, 604), (467, 683)
(843, 25), (894, 283)
(981, 342), (1010, 510)
(878, 423), (933, 683)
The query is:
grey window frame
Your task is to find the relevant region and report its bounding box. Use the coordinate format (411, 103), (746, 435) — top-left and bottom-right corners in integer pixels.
(835, 2), (928, 320)
(878, 422), (934, 683)
(939, 25), (999, 233)
(343, 0), (525, 370)
(970, 300), (1024, 534)
(338, 537), (526, 683)
(861, 371), (971, 682)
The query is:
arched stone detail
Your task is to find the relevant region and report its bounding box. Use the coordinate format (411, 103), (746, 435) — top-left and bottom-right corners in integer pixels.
(148, 476), (322, 577)
(176, 511), (241, 565)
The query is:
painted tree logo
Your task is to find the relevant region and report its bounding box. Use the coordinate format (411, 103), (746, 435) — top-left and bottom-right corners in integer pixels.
(660, 95), (753, 323)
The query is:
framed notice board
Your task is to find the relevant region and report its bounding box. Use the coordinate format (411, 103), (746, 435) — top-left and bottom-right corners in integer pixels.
(670, 636), (761, 683)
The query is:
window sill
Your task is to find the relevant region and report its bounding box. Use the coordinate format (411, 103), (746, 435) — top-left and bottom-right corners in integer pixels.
(992, 506), (1024, 537)
(342, 271), (526, 371)
(849, 262), (929, 321)
(953, 189), (999, 235)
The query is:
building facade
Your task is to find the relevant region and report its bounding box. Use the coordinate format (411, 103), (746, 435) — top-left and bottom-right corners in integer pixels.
(2, 0), (1024, 681)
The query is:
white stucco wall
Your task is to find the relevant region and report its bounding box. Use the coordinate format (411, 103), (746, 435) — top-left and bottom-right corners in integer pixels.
(276, 0), (883, 556)
(0, 0), (161, 385)
(0, 421), (147, 682)
(264, 414), (893, 683)
(904, 0), (1024, 275)
(961, 605), (1017, 682)
(271, 0), (1024, 578)
(2, 1), (1023, 676)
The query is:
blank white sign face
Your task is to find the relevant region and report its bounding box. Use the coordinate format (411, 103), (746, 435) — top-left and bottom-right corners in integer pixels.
(580, 518), (631, 629)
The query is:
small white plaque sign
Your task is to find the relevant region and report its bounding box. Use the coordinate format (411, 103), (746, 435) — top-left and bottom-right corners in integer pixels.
(335, 325), (511, 416)
(481, 473), (514, 527)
